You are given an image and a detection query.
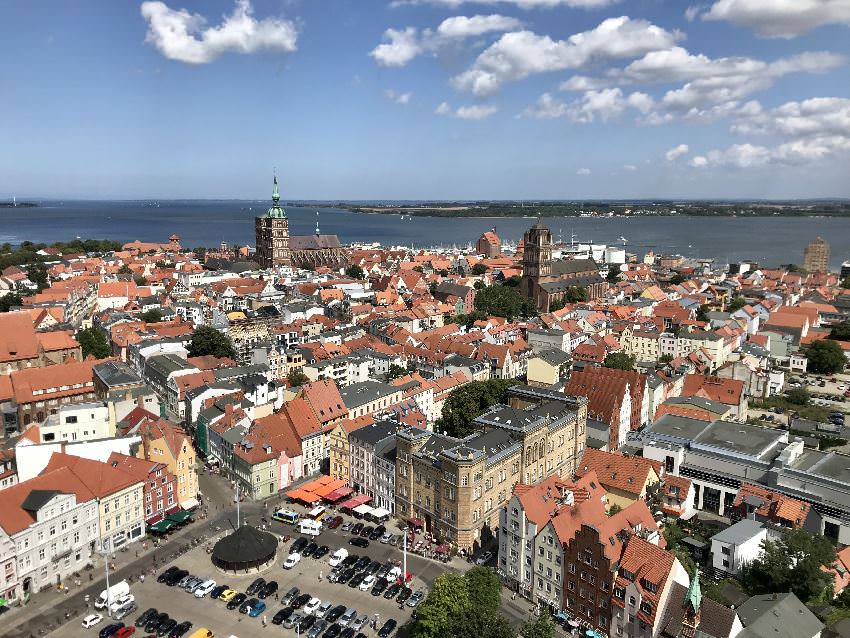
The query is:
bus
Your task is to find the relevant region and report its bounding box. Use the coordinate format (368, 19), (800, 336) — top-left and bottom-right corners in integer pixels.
(307, 505), (328, 521)
(272, 509), (299, 524)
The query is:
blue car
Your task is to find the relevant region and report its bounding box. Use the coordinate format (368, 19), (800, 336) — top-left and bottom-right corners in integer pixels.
(248, 600), (266, 618)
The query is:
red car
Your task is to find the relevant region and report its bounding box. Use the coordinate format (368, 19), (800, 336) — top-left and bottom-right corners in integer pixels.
(326, 515), (344, 529)
(115, 628), (136, 638)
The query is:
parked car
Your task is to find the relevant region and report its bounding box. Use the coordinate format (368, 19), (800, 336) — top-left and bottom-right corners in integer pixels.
(359, 575), (376, 591)
(406, 590), (426, 607)
(370, 526), (386, 541)
(351, 614), (369, 632)
(359, 525), (373, 538)
(272, 607), (294, 625)
(218, 589), (237, 603)
(284, 553), (302, 569)
(169, 622), (192, 638)
(396, 587), (412, 604)
(326, 605), (347, 623)
(166, 570), (188, 587)
(337, 568), (356, 584)
(340, 628), (355, 638)
(324, 625), (342, 638)
(341, 555), (359, 568)
(282, 587), (300, 606)
(291, 537), (309, 553)
(340, 522), (352, 532)
(246, 578), (266, 596)
(303, 542), (319, 558)
(349, 537), (369, 548)
(366, 560), (382, 575)
(115, 627), (135, 638)
(313, 545), (330, 560)
(378, 619), (397, 638)
(157, 567), (179, 584)
(292, 593), (312, 609)
(371, 579), (388, 597)
(156, 619), (177, 637)
(247, 600), (267, 617)
(307, 620), (327, 638)
(379, 532), (393, 544)
(239, 597), (259, 614)
(183, 577), (204, 593)
(327, 569), (341, 583)
(284, 614), (303, 630)
(339, 609), (357, 628)
(388, 535), (399, 547)
(350, 523), (364, 535)
(193, 580), (217, 598)
(348, 573), (365, 589)
(83, 614), (105, 628)
(297, 615), (316, 633)
(304, 597), (323, 616)
(226, 593), (247, 610)
(100, 623), (125, 638)
(177, 575), (193, 589)
(326, 516), (343, 529)
(475, 551), (494, 566)
(135, 609), (157, 628)
(144, 614), (168, 634)
(258, 580), (278, 599)
(114, 603), (139, 621)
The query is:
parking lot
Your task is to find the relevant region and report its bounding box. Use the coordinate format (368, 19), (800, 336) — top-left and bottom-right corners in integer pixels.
(51, 511), (460, 638)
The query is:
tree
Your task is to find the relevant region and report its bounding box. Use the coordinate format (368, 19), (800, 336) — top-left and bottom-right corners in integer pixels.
(669, 273), (686, 285)
(474, 285), (536, 320)
(471, 263), (487, 276)
(0, 292), (23, 312)
(607, 503), (623, 516)
(549, 298), (566, 312)
(502, 274), (521, 287)
(727, 296), (747, 312)
(439, 269), (449, 277)
(437, 379), (515, 437)
(117, 264), (133, 275)
(786, 387), (810, 406)
(830, 321), (850, 341)
(287, 369), (309, 387)
(473, 280), (487, 290)
(465, 567), (502, 613)
(521, 613), (556, 638)
(696, 304), (711, 323)
(740, 528), (836, 603)
(140, 309), (162, 323)
(76, 327), (110, 359)
(563, 286), (588, 303)
(604, 352), (636, 371)
(412, 573), (470, 638)
(385, 363), (408, 382)
(187, 326), (236, 359)
(345, 264), (365, 280)
(659, 353), (674, 363)
(27, 263), (49, 291)
(607, 267), (621, 283)
(133, 275), (148, 286)
(807, 339), (847, 374)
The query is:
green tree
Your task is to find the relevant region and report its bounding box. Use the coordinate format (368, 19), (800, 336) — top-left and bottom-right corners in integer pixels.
(437, 379), (515, 437)
(385, 363), (408, 382)
(604, 352), (636, 371)
(502, 275), (521, 287)
(465, 567), (502, 613)
(474, 285), (536, 320)
(786, 387), (810, 405)
(829, 321), (850, 341)
(0, 292), (23, 312)
(140, 309), (163, 323)
(548, 298), (566, 312)
(287, 369), (309, 387)
(412, 573), (470, 638)
(27, 263), (49, 291)
(345, 264), (365, 280)
(669, 273), (686, 285)
(133, 275), (148, 286)
(473, 280), (487, 290)
(439, 269), (449, 277)
(471, 263), (487, 276)
(607, 267), (621, 283)
(187, 326), (236, 359)
(563, 286), (588, 303)
(727, 296), (747, 312)
(76, 327), (110, 359)
(448, 610), (512, 638)
(117, 264), (133, 275)
(521, 613), (556, 638)
(696, 304), (711, 322)
(740, 528), (836, 603)
(807, 339), (847, 374)
(659, 353), (674, 363)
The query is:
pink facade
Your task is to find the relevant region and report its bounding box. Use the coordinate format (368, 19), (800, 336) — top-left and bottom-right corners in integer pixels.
(278, 450), (304, 491)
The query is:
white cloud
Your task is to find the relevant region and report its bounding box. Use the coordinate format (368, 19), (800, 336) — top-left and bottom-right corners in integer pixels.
(689, 155), (708, 167)
(665, 143), (689, 161)
(384, 89), (413, 105)
(391, 0), (621, 8)
(577, 167), (591, 175)
(370, 14), (520, 68)
(370, 27), (422, 67)
(140, 0), (297, 64)
(623, 164), (637, 171)
(452, 16), (682, 95)
(684, 5), (702, 21)
(435, 102), (498, 119)
(520, 88), (653, 122)
(559, 75), (611, 91)
(702, 0), (850, 38)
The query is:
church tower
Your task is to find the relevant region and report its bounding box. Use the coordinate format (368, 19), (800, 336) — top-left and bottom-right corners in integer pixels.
(681, 570), (703, 638)
(254, 175), (291, 268)
(522, 220), (553, 279)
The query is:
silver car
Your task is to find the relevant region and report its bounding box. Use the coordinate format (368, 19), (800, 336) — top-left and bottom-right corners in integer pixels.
(339, 608), (357, 628)
(184, 577), (204, 593)
(113, 603), (138, 621)
(317, 601), (333, 618)
(351, 614), (369, 631)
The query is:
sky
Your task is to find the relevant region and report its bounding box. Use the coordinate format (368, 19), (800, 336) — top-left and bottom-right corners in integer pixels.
(1, 0), (849, 200)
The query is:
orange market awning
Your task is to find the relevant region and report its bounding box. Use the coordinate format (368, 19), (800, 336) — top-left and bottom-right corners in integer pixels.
(340, 494), (372, 509)
(286, 488), (321, 504)
(324, 486), (353, 502)
(314, 478), (347, 497)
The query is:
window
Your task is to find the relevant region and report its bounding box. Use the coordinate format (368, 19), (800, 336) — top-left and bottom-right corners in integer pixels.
(721, 546), (730, 555)
(629, 596), (636, 606)
(613, 587), (625, 600)
(640, 602), (652, 615)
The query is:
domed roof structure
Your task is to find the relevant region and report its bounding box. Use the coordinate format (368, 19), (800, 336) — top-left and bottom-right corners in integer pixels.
(211, 524), (277, 573)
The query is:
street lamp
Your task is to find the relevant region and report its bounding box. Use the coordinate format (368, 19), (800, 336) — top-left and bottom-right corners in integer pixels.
(401, 527), (408, 584)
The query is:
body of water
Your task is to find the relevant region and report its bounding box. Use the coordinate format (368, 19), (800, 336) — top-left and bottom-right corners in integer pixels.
(1, 201), (848, 269)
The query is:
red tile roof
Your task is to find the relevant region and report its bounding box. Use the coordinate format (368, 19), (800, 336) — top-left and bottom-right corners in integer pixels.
(0, 467), (96, 535)
(577, 449), (662, 496)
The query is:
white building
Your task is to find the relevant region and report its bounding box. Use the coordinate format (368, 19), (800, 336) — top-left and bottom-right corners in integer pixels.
(36, 402), (113, 444)
(710, 519), (768, 576)
(0, 467), (99, 600)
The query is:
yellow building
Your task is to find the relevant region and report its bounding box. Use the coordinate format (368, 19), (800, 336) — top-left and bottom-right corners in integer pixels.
(328, 415), (374, 481)
(138, 418), (199, 509)
(526, 349), (571, 387)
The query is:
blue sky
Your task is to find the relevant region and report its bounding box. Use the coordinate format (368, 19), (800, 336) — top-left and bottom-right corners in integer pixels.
(1, 0), (849, 200)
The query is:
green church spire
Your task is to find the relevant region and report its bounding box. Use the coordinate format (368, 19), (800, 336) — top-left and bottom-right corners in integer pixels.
(687, 569), (702, 613)
(267, 174), (286, 219)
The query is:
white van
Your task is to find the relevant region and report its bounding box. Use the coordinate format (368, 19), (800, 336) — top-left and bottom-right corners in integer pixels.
(94, 580), (130, 610)
(329, 548), (348, 568)
(194, 579), (217, 598)
(299, 519), (322, 537)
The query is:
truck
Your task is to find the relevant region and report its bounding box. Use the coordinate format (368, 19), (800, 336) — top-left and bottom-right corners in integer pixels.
(94, 580), (130, 610)
(298, 519), (322, 537)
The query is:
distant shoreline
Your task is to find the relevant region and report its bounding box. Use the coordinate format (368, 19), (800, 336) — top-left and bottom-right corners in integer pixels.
(0, 202), (38, 208)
